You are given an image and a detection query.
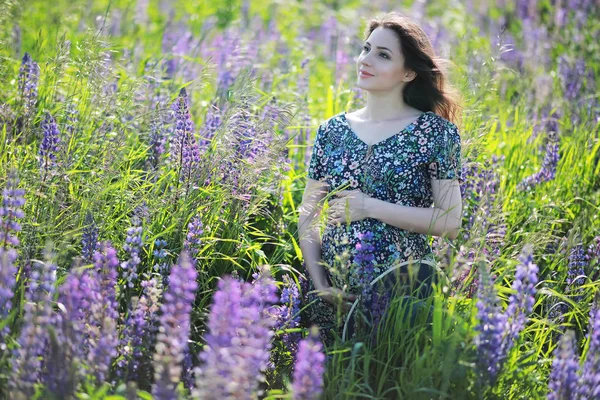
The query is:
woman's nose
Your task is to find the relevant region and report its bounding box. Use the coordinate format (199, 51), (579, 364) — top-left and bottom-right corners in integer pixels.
(360, 53), (373, 66)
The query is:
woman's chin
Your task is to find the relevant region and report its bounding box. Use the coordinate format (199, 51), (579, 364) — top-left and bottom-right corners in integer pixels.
(356, 82), (372, 91)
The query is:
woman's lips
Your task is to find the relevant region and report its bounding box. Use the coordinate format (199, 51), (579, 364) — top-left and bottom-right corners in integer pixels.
(359, 70), (374, 78)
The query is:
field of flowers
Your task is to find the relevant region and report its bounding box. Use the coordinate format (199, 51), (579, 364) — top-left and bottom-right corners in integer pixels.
(0, 0), (599, 398)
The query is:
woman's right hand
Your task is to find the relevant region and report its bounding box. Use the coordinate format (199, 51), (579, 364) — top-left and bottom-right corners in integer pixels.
(315, 286), (358, 313)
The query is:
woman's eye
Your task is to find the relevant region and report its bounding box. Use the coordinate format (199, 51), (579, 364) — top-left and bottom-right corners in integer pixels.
(361, 46), (388, 59)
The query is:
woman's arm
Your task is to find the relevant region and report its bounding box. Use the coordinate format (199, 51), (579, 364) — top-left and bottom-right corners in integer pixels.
(298, 178), (330, 290)
(365, 178), (462, 239)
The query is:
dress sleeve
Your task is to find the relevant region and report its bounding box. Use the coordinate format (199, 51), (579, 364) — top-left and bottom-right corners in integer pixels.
(307, 121), (329, 181)
(428, 121), (462, 181)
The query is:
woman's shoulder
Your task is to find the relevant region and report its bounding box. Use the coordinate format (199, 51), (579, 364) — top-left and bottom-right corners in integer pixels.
(318, 112), (346, 129)
(421, 111), (451, 127)
(426, 111), (459, 133)
(315, 112), (347, 139)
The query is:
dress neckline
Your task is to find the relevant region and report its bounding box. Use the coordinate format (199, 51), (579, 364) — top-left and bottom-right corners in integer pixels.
(341, 111), (430, 147)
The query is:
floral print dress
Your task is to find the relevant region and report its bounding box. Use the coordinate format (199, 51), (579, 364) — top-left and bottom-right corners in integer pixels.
(301, 110), (463, 348)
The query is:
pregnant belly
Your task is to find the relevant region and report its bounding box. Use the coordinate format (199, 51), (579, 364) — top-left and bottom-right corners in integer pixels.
(321, 219), (433, 275)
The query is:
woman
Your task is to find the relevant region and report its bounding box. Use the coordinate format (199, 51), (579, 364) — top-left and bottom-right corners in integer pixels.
(298, 11), (464, 348)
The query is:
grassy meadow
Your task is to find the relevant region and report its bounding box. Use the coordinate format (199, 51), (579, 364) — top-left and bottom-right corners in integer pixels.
(0, 0), (599, 398)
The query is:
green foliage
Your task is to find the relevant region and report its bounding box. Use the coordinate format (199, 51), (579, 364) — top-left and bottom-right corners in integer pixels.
(0, 0), (598, 398)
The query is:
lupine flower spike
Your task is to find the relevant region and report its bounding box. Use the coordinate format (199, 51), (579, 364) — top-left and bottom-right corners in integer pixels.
(291, 326), (326, 400)
(193, 269), (279, 399)
(547, 330), (580, 400)
(152, 251), (197, 400)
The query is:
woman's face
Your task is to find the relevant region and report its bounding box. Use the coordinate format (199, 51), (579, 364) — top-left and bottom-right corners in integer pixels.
(356, 26), (416, 92)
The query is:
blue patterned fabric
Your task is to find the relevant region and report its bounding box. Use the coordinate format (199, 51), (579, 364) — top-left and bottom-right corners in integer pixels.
(302, 110), (462, 347)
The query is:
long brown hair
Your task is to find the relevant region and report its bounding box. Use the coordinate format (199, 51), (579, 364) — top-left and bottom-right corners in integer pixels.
(363, 12), (463, 126)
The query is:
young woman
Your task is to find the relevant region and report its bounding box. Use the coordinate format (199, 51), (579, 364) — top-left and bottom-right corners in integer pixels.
(298, 12), (464, 348)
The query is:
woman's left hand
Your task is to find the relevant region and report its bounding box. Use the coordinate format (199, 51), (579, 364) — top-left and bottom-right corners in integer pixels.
(327, 189), (372, 224)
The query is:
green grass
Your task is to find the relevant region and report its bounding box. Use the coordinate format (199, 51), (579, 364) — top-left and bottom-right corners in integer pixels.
(0, 0), (599, 398)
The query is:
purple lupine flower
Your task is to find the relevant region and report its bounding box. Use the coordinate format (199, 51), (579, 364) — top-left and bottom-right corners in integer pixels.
(298, 111), (312, 167)
(261, 96), (280, 132)
(87, 242), (120, 384)
(298, 58), (310, 96)
(160, 22), (178, 79)
(134, 0), (149, 26)
(350, 231), (391, 340)
(273, 274), (303, 354)
(515, 0), (536, 20)
(588, 236), (600, 281)
(0, 103), (15, 134)
(215, 33), (243, 97)
(170, 88), (201, 186)
(152, 238), (170, 286)
(497, 31), (525, 73)
(321, 15), (338, 59)
(59, 268), (97, 353)
(117, 275), (162, 387)
(1, 169), (25, 249)
(193, 269), (279, 399)
(221, 104), (272, 198)
(547, 330), (580, 400)
(232, 106), (266, 164)
(518, 131), (560, 191)
(485, 221), (508, 261)
(588, 236), (600, 261)
(41, 310), (80, 398)
(291, 327), (326, 400)
(142, 58), (169, 108)
(249, 267), (280, 313)
(10, 254), (57, 397)
(134, 201), (150, 223)
(567, 243), (589, 286)
(39, 111), (61, 177)
(566, 243), (589, 303)
(81, 211), (99, 263)
(41, 264), (99, 395)
(567, 0), (596, 30)
(171, 31), (195, 81)
(184, 215), (204, 259)
(504, 244), (538, 352)
(147, 107), (166, 170)
(450, 245), (478, 298)
(547, 240), (582, 324)
(558, 56), (586, 103)
(152, 251), (197, 400)
(580, 297), (600, 398)
(64, 103), (79, 137)
(335, 47), (350, 87)
(62, 103), (79, 162)
(529, 106), (559, 143)
(353, 232), (376, 295)
(521, 18), (552, 71)
(0, 250), (17, 349)
(0, 169), (25, 347)
(557, 56), (596, 126)
(459, 157), (503, 244)
(474, 266), (509, 385)
(182, 346), (195, 389)
(451, 158), (504, 296)
(18, 52), (39, 113)
(199, 102), (222, 151)
(120, 217), (143, 289)
(368, 288), (392, 347)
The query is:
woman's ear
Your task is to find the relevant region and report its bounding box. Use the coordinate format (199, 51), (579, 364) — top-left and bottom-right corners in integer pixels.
(403, 70), (417, 82)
